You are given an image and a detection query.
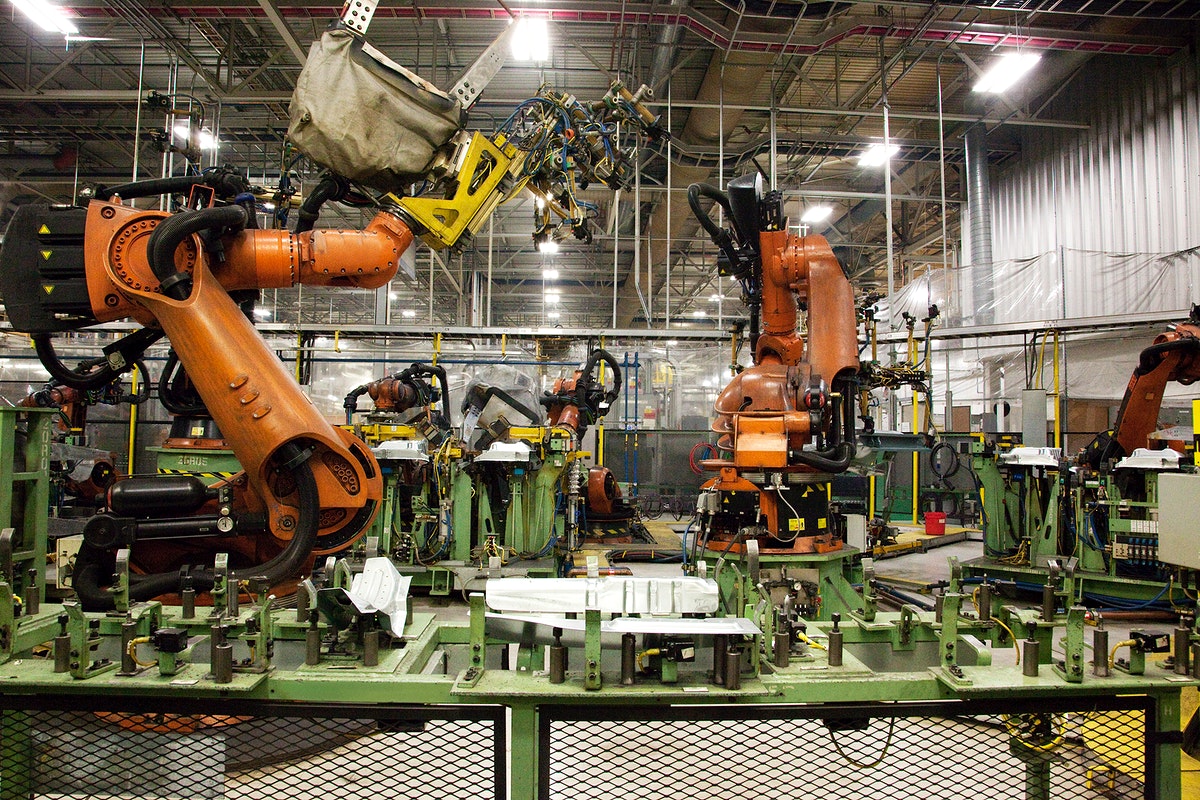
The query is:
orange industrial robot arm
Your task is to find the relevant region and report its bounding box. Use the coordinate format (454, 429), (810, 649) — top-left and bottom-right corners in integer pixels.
(0, 180), (413, 608)
(1084, 309), (1200, 467)
(689, 175), (859, 475)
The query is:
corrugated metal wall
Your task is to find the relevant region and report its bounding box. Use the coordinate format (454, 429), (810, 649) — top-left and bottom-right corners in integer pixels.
(988, 50), (1200, 323)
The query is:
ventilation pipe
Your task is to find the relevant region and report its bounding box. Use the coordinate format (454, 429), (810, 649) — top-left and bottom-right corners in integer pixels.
(964, 122), (994, 325)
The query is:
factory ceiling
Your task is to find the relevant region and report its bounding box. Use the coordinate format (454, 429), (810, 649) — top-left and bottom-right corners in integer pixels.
(0, 1), (1196, 332)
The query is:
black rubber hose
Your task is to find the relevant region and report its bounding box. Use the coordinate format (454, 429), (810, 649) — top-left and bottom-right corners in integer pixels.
(687, 183), (732, 240)
(792, 376), (856, 473)
(930, 440), (961, 481)
(793, 441), (855, 473)
(71, 447), (321, 611)
(146, 205), (247, 299)
(295, 175), (348, 233)
(1134, 336), (1200, 376)
(33, 329), (162, 391)
(579, 349), (622, 409)
(343, 382), (371, 423)
(157, 350), (208, 417)
(95, 176), (205, 202)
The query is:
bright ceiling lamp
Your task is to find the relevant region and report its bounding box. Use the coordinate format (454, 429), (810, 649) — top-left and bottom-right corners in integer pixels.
(858, 143), (899, 167)
(538, 238), (559, 255)
(173, 124), (219, 150)
(545, 290), (561, 304)
(801, 205), (833, 224)
(512, 17), (550, 62)
(11, 0), (78, 35)
(542, 268), (559, 280)
(973, 52), (1042, 94)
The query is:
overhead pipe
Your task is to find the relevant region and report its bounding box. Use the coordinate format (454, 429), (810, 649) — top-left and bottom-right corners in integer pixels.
(129, 6), (1186, 58)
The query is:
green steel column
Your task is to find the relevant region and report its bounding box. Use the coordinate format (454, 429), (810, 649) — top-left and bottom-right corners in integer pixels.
(508, 473), (526, 555)
(0, 709), (33, 800)
(451, 463), (474, 562)
(509, 703), (539, 800)
(1152, 691), (1183, 800)
(584, 609), (601, 690)
(469, 593), (486, 669)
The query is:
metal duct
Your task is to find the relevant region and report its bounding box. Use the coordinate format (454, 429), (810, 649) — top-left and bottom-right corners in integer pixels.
(646, 0), (685, 89)
(964, 122), (993, 325)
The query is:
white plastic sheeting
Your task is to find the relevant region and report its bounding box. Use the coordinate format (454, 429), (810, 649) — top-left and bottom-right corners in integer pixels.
(981, 52), (1200, 325)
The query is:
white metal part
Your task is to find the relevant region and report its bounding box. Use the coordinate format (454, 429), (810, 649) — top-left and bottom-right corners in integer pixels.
(485, 576), (719, 615)
(474, 441), (534, 462)
(372, 439), (429, 461)
(486, 612), (761, 637)
(339, 0), (377, 35)
(999, 446), (1061, 467)
(1114, 447), (1182, 471)
(347, 557), (412, 637)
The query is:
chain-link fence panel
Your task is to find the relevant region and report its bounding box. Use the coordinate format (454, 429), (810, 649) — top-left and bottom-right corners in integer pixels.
(541, 697), (1154, 800)
(0, 699), (505, 800)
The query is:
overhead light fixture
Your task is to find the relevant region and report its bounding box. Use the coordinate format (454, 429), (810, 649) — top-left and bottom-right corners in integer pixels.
(538, 238), (559, 255)
(666, 340), (678, 347)
(692, 310), (706, 319)
(708, 294), (721, 302)
(172, 123), (218, 150)
(545, 291), (561, 304)
(973, 52), (1042, 94)
(512, 17), (550, 62)
(546, 311), (561, 320)
(858, 143), (899, 168)
(542, 268), (559, 280)
(388, 291), (398, 300)
(252, 308), (271, 320)
(10, 0), (78, 35)
(801, 205), (833, 224)
(401, 309), (417, 319)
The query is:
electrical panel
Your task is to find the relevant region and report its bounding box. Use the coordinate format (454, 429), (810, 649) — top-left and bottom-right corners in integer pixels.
(1157, 472), (1200, 569)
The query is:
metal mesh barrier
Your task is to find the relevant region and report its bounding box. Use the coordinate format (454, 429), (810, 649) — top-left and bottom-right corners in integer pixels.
(0, 700), (504, 800)
(541, 697), (1154, 800)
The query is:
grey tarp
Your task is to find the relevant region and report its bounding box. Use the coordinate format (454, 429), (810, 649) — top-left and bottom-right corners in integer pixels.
(288, 29), (463, 193)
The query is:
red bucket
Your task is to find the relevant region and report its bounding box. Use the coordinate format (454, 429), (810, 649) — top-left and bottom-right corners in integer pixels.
(924, 511), (947, 536)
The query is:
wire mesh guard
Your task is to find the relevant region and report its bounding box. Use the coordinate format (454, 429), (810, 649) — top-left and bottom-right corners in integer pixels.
(546, 707), (1151, 800)
(0, 706), (500, 800)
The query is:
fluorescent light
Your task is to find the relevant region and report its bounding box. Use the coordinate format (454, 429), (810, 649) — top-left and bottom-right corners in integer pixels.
(858, 143), (899, 167)
(666, 340), (677, 346)
(708, 294), (721, 302)
(542, 268), (559, 280)
(692, 310), (706, 318)
(401, 309), (416, 319)
(545, 291), (561, 303)
(546, 311), (561, 320)
(973, 52), (1042, 94)
(11, 0), (78, 35)
(512, 17), (550, 62)
(801, 205), (833, 224)
(253, 308), (271, 319)
(389, 291), (398, 300)
(538, 239), (559, 255)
